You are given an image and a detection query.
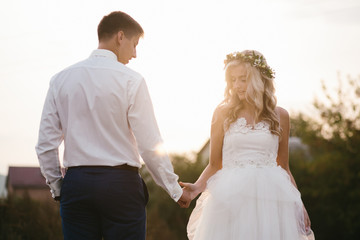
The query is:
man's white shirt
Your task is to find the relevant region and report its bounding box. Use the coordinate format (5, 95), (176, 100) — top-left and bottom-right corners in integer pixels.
(35, 49), (182, 201)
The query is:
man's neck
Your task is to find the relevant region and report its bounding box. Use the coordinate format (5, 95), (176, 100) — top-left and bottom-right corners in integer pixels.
(98, 42), (119, 61)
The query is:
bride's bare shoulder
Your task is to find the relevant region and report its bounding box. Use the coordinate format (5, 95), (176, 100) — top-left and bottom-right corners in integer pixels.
(213, 103), (228, 120)
(210, 103), (228, 128)
(275, 106), (290, 129)
(275, 106), (289, 119)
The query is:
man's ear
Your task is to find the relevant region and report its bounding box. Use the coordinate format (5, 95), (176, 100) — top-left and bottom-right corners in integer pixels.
(117, 31), (125, 44)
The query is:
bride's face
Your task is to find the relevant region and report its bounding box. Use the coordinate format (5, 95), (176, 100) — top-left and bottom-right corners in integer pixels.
(229, 64), (248, 100)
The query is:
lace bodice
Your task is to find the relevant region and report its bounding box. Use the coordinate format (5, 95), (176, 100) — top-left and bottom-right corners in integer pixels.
(222, 118), (279, 168)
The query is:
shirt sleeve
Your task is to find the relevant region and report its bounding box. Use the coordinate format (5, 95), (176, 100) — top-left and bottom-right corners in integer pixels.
(127, 78), (183, 202)
(35, 80), (64, 198)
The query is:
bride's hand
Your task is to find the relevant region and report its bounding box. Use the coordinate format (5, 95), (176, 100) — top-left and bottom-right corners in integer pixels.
(303, 206), (311, 231)
(179, 182), (203, 201)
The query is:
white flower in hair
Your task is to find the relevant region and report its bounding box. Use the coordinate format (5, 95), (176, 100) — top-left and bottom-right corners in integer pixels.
(224, 51), (275, 79)
(254, 59), (261, 66)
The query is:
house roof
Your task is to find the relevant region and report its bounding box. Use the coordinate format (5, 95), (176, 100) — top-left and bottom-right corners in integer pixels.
(198, 139), (210, 156)
(7, 166), (47, 188)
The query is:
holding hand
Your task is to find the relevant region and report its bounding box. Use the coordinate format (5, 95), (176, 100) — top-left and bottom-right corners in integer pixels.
(177, 182), (203, 208)
(303, 206), (311, 232)
(177, 188), (191, 208)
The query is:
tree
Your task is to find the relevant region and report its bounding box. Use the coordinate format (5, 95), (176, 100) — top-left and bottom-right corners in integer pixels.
(290, 75), (360, 240)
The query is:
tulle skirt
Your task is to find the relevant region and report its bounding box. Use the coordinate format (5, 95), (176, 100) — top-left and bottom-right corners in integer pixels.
(187, 165), (314, 240)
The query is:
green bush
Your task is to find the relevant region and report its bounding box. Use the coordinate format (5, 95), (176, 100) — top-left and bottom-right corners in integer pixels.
(0, 194), (62, 240)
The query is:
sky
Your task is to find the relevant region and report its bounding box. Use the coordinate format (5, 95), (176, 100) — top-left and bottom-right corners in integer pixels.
(0, 0), (359, 175)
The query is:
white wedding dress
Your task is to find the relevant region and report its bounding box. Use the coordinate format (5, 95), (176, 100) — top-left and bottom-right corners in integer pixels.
(187, 118), (313, 240)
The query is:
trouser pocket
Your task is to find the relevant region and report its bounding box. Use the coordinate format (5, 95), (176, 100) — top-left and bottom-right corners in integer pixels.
(141, 178), (149, 205)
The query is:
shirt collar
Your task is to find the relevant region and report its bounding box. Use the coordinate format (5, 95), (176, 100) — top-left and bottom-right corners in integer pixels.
(90, 49), (118, 61)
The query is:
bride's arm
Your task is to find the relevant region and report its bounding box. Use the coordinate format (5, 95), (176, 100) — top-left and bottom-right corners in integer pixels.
(276, 107), (311, 230)
(180, 106), (225, 201)
(276, 107), (297, 186)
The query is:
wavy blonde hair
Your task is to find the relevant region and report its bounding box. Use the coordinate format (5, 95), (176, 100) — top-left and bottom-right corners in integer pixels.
(222, 50), (281, 136)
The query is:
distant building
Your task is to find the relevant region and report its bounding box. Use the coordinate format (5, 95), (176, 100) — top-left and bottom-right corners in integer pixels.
(289, 137), (312, 159)
(197, 140), (210, 166)
(0, 175), (7, 199)
(6, 166), (52, 202)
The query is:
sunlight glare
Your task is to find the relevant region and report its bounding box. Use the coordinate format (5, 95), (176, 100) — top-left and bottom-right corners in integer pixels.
(155, 142), (167, 156)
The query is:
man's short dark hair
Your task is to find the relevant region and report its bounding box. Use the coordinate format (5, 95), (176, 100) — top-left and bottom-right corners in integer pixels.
(97, 11), (144, 41)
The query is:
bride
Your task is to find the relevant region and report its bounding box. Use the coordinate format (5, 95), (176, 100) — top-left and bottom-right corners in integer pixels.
(179, 50), (314, 240)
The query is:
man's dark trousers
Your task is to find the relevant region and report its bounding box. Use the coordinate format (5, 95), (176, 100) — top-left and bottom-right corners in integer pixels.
(60, 166), (149, 240)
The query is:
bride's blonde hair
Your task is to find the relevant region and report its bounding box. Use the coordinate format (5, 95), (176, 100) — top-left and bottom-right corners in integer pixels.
(222, 50), (281, 136)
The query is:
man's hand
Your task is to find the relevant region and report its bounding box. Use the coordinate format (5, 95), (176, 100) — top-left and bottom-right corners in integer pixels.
(177, 188), (192, 208)
(177, 182), (202, 208)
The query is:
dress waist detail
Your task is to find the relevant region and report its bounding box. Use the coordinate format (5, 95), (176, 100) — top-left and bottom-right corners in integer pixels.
(222, 156), (277, 168)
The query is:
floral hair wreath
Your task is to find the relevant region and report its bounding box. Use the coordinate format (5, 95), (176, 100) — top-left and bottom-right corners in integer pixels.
(224, 51), (275, 79)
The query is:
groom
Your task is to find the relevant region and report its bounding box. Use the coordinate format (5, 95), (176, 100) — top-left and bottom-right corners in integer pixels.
(36, 11), (190, 239)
